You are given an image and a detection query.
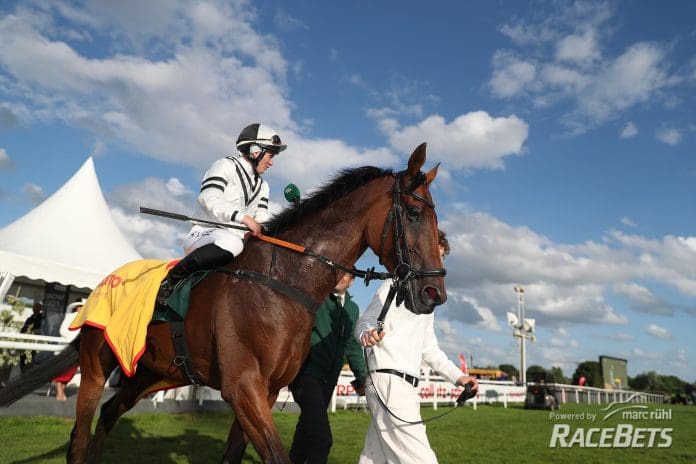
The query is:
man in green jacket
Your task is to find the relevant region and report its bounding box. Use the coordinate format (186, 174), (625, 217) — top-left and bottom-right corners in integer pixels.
(289, 272), (367, 464)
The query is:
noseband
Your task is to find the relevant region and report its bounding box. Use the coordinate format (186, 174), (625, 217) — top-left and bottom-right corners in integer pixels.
(376, 170), (446, 316)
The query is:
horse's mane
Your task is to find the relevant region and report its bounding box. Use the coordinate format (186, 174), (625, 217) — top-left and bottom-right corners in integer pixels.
(265, 166), (392, 234)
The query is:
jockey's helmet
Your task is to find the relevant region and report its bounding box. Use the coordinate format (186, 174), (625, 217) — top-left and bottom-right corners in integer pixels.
(236, 124), (287, 161)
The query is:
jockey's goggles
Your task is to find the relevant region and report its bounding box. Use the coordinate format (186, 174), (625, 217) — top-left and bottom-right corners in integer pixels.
(259, 145), (281, 156)
(250, 144), (280, 158)
(258, 135), (283, 155)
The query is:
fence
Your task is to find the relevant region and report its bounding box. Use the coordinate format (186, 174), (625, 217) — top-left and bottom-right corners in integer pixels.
(0, 331), (70, 352)
(0, 332), (666, 408)
(157, 372), (527, 412)
(546, 382), (664, 405)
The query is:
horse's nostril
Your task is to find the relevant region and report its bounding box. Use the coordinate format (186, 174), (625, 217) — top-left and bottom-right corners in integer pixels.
(424, 286), (438, 300)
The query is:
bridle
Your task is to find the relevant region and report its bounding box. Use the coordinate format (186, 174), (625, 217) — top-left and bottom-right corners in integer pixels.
(375, 170), (446, 325)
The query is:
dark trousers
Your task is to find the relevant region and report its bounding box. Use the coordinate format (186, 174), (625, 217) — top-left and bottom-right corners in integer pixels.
(289, 374), (336, 464)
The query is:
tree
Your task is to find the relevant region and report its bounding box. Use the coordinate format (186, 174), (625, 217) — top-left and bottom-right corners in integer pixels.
(572, 361), (602, 387)
(498, 363), (519, 379)
(526, 365), (547, 382)
(629, 371), (687, 394)
(547, 366), (567, 384)
(0, 296), (33, 386)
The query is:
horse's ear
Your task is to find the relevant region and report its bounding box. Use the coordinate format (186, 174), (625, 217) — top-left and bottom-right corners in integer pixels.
(407, 143), (427, 177)
(425, 162), (440, 185)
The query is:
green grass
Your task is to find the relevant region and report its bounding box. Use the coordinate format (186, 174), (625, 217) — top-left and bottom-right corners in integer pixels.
(0, 403), (694, 463)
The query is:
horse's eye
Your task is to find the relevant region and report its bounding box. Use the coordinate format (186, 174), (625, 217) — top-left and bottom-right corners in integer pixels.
(406, 206), (421, 222)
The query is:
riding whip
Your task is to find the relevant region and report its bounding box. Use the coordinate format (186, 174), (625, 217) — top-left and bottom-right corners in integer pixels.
(139, 207), (306, 253)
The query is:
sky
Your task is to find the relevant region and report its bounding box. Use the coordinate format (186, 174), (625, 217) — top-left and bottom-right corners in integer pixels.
(0, 0), (695, 383)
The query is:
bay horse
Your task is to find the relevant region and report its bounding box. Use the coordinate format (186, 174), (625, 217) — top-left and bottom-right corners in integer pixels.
(0, 143), (446, 463)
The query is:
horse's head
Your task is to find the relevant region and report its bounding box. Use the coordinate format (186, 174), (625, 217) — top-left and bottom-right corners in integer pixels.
(368, 143), (446, 315)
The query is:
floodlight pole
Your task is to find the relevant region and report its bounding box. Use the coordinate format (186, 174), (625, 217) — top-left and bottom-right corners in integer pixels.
(514, 286), (526, 384)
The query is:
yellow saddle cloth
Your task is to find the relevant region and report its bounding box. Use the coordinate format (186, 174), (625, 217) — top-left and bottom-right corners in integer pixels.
(70, 258), (179, 377)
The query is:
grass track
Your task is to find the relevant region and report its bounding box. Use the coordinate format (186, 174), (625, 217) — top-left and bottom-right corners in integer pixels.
(0, 403), (693, 463)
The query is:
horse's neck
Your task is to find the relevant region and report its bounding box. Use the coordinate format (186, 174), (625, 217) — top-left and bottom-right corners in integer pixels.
(274, 195), (377, 299)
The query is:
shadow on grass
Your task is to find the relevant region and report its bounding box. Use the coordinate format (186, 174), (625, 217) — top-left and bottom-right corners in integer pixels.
(8, 417), (264, 464)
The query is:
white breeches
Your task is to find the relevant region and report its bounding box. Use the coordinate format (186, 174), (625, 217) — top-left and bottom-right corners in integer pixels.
(184, 225), (245, 256)
(358, 373), (438, 464)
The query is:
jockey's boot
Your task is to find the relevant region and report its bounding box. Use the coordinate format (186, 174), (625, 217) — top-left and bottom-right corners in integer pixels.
(157, 243), (234, 305)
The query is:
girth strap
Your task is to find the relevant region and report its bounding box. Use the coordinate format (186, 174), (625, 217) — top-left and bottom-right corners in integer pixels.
(170, 320), (202, 387)
(217, 268), (322, 313)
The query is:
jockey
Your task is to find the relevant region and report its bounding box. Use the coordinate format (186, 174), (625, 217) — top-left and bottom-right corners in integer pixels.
(158, 123), (287, 304)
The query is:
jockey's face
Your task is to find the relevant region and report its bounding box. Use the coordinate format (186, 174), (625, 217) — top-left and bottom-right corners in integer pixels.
(254, 151), (275, 174)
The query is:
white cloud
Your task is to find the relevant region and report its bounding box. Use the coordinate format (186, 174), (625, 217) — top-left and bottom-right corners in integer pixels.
(107, 176), (196, 258)
(0, 105), (18, 131)
(435, 319), (459, 338)
(273, 8), (309, 32)
(607, 230), (696, 297)
(343, 73), (366, 87)
(645, 323), (672, 340)
(269, 137), (400, 196)
(489, 51), (536, 98)
(110, 206), (186, 259)
(0, 2), (295, 170)
(540, 64), (590, 92)
(88, 139), (106, 158)
(379, 112), (528, 170)
(444, 291), (501, 331)
(22, 182), (45, 204)
(656, 128), (682, 145)
(613, 332), (634, 342)
(620, 216), (637, 227)
(0, 147), (12, 170)
(556, 29), (600, 64)
(613, 281), (695, 316)
(620, 122), (638, 139)
(572, 43), (669, 129)
(165, 177), (193, 197)
(614, 282), (655, 305)
(500, 22), (554, 46)
(435, 209), (696, 332)
(490, 2), (681, 134)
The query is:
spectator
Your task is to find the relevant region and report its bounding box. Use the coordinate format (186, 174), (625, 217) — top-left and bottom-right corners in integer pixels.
(289, 272), (367, 464)
(19, 302), (43, 372)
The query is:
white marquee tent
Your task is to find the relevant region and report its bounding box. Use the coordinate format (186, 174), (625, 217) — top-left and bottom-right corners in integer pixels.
(0, 157), (142, 292)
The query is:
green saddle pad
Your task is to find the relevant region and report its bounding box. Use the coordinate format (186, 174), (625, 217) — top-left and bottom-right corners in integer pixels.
(152, 270), (210, 322)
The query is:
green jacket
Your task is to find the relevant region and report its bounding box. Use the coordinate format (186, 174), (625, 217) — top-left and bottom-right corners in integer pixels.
(299, 291), (367, 385)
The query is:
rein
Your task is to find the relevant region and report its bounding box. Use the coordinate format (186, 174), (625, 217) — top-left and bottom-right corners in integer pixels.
(363, 349), (475, 426)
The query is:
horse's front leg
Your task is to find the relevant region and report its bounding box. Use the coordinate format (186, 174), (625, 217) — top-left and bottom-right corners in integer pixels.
(221, 381), (288, 464)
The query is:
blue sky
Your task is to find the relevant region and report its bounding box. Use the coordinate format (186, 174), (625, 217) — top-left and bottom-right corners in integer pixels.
(0, 0), (694, 382)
